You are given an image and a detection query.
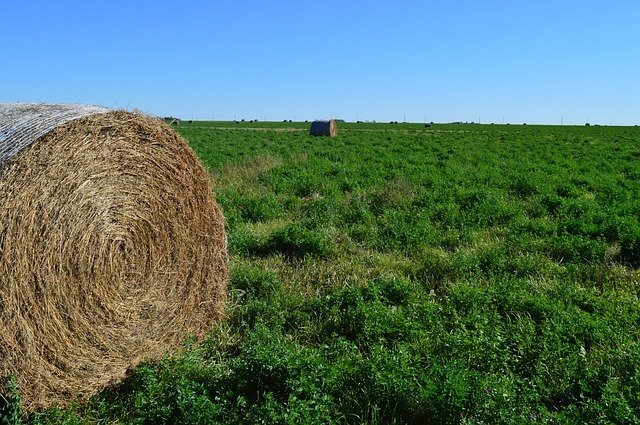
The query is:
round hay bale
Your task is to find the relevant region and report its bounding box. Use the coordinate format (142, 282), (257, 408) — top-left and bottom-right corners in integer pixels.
(310, 120), (337, 137)
(0, 103), (228, 411)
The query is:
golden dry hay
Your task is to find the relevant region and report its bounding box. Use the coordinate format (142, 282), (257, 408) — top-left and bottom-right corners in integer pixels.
(0, 108), (227, 411)
(310, 120), (337, 137)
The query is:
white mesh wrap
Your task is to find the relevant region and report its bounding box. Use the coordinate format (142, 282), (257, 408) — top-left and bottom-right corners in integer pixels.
(0, 103), (109, 169)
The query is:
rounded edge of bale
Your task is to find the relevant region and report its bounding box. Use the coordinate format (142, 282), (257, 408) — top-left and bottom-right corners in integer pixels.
(310, 119), (337, 137)
(0, 109), (228, 411)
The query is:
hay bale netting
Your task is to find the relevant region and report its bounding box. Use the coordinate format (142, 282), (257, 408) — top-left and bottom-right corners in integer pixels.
(310, 120), (337, 137)
(0, 103), (228, 411)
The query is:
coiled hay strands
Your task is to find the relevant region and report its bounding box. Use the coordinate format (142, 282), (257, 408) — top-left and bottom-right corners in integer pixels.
(0, 103), (228, 411)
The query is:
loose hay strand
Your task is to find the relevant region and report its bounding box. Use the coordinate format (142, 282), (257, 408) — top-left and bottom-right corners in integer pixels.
(0, 109), (228, 411)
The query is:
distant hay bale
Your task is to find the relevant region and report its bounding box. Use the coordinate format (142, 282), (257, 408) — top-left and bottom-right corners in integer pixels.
(310, 120), (337, 137)
(0, 103), (228, 411)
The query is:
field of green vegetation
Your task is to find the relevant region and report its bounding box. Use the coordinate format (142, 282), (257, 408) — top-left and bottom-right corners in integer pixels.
(8, 121), (640, 423)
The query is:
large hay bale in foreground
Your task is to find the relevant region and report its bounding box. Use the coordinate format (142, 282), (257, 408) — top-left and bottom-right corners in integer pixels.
(0, 103), (228, 411)
(310, 120), (337, 137)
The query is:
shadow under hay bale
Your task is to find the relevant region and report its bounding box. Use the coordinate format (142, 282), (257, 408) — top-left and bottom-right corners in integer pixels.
(0, 103), (228, 411)
(310, 120), (337, 137)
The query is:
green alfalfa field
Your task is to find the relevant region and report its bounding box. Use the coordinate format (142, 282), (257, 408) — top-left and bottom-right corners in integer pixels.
(7, 122), (640, 423)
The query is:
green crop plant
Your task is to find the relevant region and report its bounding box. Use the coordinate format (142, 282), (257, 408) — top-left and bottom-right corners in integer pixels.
(25, 121), (640, 424)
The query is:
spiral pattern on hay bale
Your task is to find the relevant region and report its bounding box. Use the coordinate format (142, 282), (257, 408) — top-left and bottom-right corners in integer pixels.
(0, 104), (227, 411)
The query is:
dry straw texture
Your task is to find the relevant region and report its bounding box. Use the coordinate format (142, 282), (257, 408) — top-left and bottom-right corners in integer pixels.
(0, 106), (228, 411)
(310, 120), (337, 137)
(0, 103), (109, 166)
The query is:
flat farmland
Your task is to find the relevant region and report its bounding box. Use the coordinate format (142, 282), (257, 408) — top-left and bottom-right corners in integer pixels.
(31, 122), (640, 423)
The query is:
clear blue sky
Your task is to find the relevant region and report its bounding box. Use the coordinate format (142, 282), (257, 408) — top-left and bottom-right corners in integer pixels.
(2, 1), (639, 124)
